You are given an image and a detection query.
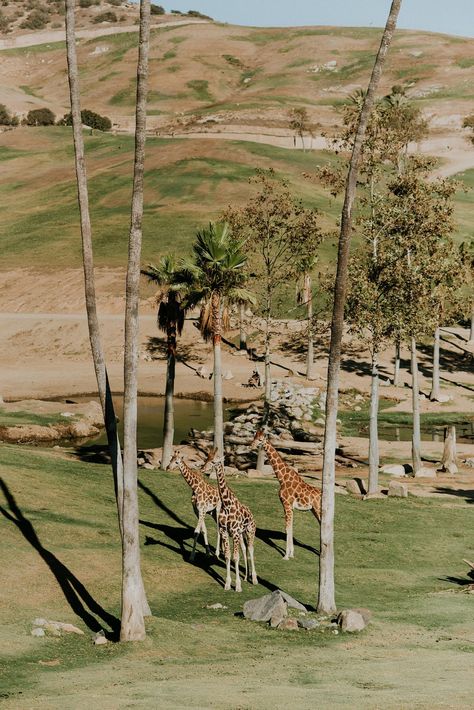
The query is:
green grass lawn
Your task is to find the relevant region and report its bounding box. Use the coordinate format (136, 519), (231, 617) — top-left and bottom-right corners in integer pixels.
(0, 410), (74, 427)
(0, 444), (473, 708)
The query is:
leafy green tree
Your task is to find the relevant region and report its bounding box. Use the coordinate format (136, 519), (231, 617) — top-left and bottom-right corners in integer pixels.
(142, 256), (191, 469)
(26, 108), (56, 126)
(183, 222), (253, 457)
(60, 109), (112, 131)
(289, 107), (311, 151)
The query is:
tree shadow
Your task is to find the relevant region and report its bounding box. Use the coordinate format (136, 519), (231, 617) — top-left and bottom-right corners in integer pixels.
(72, 444), (111, 466)
(0, 478), (120, 639)
(417, 341), (474, 377)
(145, 337), (205, 374)
(432, 487), (474, 504)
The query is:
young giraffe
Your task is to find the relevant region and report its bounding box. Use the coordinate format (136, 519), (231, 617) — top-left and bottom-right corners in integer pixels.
(168, 449), (221, 560)
(209, 456), (258, 592)
(251, 429), (321, 560)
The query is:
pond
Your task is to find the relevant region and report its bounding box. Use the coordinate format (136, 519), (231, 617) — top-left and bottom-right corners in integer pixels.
(72, 395), (232, 450)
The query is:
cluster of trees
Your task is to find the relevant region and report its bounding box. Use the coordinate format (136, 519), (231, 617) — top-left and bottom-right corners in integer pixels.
(0, 105), (113, 130)
(319, 85), (471, 490)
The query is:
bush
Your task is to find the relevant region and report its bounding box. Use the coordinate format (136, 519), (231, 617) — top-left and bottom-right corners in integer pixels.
(20, 8), (49, 30)
(187, 10), (212, 19)
(107, 0), (123, 6)
(0, 103), (13, 125)
(150, 4), (165, 15)
(26, 108), (56, 126)
(79, 0), (99, 7)
(59, 109), (112, 132)
(92, 10), (117, 23)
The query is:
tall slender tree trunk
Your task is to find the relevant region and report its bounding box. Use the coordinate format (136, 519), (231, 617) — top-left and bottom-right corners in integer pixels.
(469, 302), (474, 344)
(304, 273), (316, 380)
(239, 302), (247, 350)
(430, 326), (441, 401)
(121, 0), (151, 643)
(212, 292), (224, 458)
(367, 350), (380, 495)
(161, 332), (176, 470)
(393, 340), (401, 386)
(317, 0), (402, 615)
(65, 0), (124, 528)
(410, 337), (422, 475)
(257, 305), (272, 472)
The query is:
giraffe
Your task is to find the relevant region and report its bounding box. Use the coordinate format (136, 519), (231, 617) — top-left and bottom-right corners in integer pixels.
(209, 456), (258, 592)
(251, 429), (321, 560)
(168, 449), (221, 560)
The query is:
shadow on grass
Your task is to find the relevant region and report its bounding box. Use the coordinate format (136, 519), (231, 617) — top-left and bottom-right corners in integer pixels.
(433, 487), (474, 504)
(0, 477), (120, 640)
(256, 527), (319, 557)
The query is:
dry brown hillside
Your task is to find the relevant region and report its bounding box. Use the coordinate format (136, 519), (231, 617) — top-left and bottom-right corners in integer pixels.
(0, 16), (473, 141)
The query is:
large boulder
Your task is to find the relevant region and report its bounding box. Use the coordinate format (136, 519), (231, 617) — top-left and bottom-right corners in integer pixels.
(337, 609), (367, 632)
(243, 590), (288, 622)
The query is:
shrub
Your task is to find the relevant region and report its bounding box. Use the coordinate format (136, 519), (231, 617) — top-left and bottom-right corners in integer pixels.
(59, 109), (112, 132)
(26, 108), (56, 126)
(0, 10), (10, 32)
(20, 8), (49, 30)
(107, 0), (123, 6)
(150, 4), (165, 15)
(79, 0), (99, 7)
(187, 10), (212, 19)
(0, 103), (13, 125)
(92, 10), (117, 23)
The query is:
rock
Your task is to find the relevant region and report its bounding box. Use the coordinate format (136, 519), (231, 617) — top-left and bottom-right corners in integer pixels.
(42, 621), (84, 635)
(379, 463), (409, 477)
(414, 467), (437, 478)
(223, 370), (234, 380)
(31, 627), (45, 637)
(354, 406), (361, 412)
(196, 366), (210, 379)
(44, 624), (62, 637)
(314, 417), (325, 426)
(297, 618), (319, 630)
(277, 618), (299, 631)
(463, 458), (474, 468)
(243, 590), (288, 623)
(277, 590), (307, 611)
(247, 468), (273, 479)
(432, 394), (451, 403)
(338, 609), (366, 632)
(142, 463), (155, 470)
(351, 608), (372, 624)
(33, 618), (48, 627)
(93, 631), (108, 645)
(206, 603), (227, 610)
(270, 609), (286, 628)
(363, 491), (385, 500)
(346, 478), (366, 497)
(388, 481), (408, 498)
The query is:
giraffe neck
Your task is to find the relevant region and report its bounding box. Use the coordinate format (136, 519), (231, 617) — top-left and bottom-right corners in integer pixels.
(177, 460), (201, 490)
(264, 440), (295, 482)
(215, 461), (233, 507)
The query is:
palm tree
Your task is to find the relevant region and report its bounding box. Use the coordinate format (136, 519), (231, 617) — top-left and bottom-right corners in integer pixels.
(121, 0), (151, 643)
(318, 0), (402, 615)
(142, 256), (190, 469)
(184, 222), (254, 458)
(296, 255), (318, 380)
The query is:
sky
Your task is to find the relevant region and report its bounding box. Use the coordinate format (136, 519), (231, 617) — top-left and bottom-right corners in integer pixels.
(160, 0), (474, 38)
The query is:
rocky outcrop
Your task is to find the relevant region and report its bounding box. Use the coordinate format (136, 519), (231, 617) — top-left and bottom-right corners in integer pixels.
(0, 400), (104, 444)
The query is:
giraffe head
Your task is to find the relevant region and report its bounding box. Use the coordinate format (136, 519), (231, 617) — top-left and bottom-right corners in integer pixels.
(208, 455), (225, 475)
(167, 451), (182, 471)
(200, 447), (218, 475)
(251, 429), (267, 450)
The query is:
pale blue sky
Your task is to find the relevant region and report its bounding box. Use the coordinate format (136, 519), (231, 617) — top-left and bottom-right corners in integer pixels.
(158, 0), (474, 37)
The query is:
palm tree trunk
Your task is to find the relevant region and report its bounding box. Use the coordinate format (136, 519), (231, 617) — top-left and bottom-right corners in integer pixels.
(469, 302), (474, 344)
(64, 0), (124, 528)
(256, 307), (272, 472)
(161, 342), (175, 470)
(429, 326), (441, 401)
(411, 337), (422, 475)
(120, 0), (151, 643)
(393, 339), (401, 386)
(212, 292), (224, 457)
(317, 0), (402, 615)
(239, 302), (247, 350)
(368, 350), (379, 495)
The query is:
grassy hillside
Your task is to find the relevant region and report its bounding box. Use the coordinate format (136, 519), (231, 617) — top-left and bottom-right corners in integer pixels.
(0, 126), (472, 271)
(0, 126), (343, 268)
(1, 444), (473, 707)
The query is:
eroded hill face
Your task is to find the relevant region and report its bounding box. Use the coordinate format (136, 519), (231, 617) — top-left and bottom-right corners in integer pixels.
(0, 19), (473, 138)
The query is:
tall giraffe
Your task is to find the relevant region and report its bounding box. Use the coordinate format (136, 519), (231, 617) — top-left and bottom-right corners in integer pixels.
(168, 449), (221, 560)
(252, 429), (321, 560)
(210, 456), (258, 592)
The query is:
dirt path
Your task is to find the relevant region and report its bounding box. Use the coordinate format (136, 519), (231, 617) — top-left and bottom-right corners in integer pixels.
(0, 19), (209, 51)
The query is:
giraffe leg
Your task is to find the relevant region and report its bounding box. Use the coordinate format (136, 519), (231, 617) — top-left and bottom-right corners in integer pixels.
(221, 530), (232, 591)
(190, 515), (202, 561)
(311, 499), (321, 524)
(201, 517), (211, 556)
(233, 536), (242, 592)
(282, 504), (294, 560)
(247, 527), (258, 585)
(240, 537), (248, 581)
(214, 502), (221, 558)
